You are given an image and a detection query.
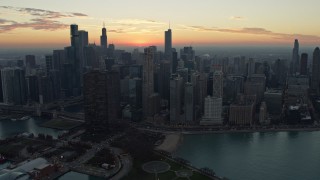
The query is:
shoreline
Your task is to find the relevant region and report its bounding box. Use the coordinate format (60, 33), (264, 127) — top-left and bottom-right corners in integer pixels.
(155, 133), (183, 153)
(180, 127), (320, 135)
(140, 126), (320, 135)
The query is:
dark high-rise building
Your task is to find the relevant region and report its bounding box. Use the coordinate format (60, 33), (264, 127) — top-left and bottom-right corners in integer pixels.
(45, 55), (53, 75)
(172, 50), (178, 73)
(39, 76), (54, 104)
(165, 27), (172, 60)
(100, 24), (107, 47)
(79, 30), (89, 74)
(84, 70), (109, 128)
(1, 68), (14, 104)
(170, 75), (183, 124)
(292, 39), (300, 74)
(143, 46), (156, 117)
(300, 53), (308, 75)
(312, 47), (320, 94)
(159, 61), (171, 101)
(16, 60), (24, 67)
(25, 55), (36, 68)
(53, 50), (65, 71)
(26, 75), (39, 102)
(0, 72), (3, 102)
(121, 52), (132, 65)
(184, 82), (194, 123)
(61, 63), (73, 97)
(84, 44), (100, 68)
(70, 24), (79, 47)
(106, 71), (121, 122)
(13, 68), (27, 105)
(83, 70), (120, 127)
(64, 24), (82, 96)
(180, 46), (195, 61)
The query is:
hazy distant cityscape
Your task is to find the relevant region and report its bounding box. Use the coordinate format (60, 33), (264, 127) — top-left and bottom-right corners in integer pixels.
(1, 1), (320, 180)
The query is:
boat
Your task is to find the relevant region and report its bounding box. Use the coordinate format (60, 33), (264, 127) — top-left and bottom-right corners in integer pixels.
(0, 154), (7, 164)
(19, 116), (30, 121)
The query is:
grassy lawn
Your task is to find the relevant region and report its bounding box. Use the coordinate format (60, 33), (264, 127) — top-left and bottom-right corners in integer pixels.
(41, 119), (83, 130)
(123, 154), (212, 180)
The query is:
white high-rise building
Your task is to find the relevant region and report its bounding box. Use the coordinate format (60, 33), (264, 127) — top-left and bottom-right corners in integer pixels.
(200, 96), (223, 125)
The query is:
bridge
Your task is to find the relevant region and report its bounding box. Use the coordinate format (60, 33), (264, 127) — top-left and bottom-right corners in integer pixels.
(0, 102), (84, 121)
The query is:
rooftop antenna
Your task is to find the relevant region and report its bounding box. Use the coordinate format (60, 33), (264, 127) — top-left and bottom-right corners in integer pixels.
(169, 21), (171, 29)
(103, 21), (105, 28)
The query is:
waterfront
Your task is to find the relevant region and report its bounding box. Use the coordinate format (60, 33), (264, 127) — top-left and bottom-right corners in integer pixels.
(0, 117), (63, 139)
(0, 162), (10, 170)
(176, 131), (320, 180)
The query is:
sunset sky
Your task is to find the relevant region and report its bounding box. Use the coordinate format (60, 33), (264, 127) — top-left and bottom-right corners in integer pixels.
(1, 0), (320, 48)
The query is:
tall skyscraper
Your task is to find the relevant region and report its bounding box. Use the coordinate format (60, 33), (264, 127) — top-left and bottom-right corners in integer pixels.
(300, 53), (308, 75)
(70, 24), (79, 48)
(184, 82), (194, 123)
(45, 55), (53, 76)
(100, 23), (107, 47)
(172, 50), (178, 73)
(1, 68), (15, 104)
(25, 55), (36, 68)
(170, 75), (183, 124)
(1, 68), (27, 105)
(106, 71), (121, 122)
(84, 70), (109, 129)
(165, 27), (172, 60)
(212, 66), (223, 98)
(79, 30), (89, 73)
(53, 50), (65, 71)
(312, 47), (320, 94)
(292, 39), (300, 74)
(143, 46), (156, 117)
(159, 61), (171, 101)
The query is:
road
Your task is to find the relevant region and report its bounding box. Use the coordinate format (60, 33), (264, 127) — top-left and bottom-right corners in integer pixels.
(110, 148), (133, 180)
(62, 133), (132, 178)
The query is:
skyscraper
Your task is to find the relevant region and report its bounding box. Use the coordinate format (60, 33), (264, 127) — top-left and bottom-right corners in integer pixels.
(143, 46), (156, 117)
(184, 82), (194, 123)
(84, 70), (109, 129)
(292, 39), (300, 74)
(100, 23), (107, 47)
(212, 66), (223, 98)
(159, 61), (171, 101)
(165, 27), (172, 60)
(106, 71), (121, 122)
(45, 55), (53, 76)
(1, 68), (15, 104)
(170, 75), (183, 124)
(70, 24), (79, 48)
(200, 96), (223, 125)
(312, 47), (320, 94)
(300, 53), (308, 75)
(79, 30), (89, 74)
(25, 55), (36, 68)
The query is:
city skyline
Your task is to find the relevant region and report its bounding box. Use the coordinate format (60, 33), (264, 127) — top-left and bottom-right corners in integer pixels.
(1, 0), (320, 48)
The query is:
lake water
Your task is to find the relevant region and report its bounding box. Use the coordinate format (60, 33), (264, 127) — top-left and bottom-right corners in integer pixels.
(0, 117), (62, 139)
(176, 131), (320, 180)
